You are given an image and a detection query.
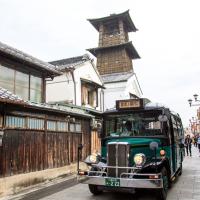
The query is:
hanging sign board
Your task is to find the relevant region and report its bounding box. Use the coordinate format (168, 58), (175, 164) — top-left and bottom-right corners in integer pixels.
(116, 99), (144, 110)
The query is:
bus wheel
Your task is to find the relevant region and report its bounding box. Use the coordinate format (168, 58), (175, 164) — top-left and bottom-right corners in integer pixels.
(156, 167), (169, 200)
(88, 184), (102, 195)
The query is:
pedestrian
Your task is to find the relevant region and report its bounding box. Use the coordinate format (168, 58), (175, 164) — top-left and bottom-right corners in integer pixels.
(184, 134), (192, 156)
(197, 135), (200, 157)
(194, 136), (198, 147)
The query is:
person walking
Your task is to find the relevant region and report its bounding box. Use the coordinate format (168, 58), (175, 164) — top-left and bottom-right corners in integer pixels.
(184, 134), (192, 156)
(194, 136), (198, 147)
(197, 135), (200, 157)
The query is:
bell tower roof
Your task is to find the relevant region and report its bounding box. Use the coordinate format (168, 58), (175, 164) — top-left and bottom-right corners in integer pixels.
(87, 10), (137, 32)
(87, 41), (140, 60)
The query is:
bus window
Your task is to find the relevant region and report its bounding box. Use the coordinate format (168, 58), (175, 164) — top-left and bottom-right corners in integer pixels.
(105, 111), (169, 137)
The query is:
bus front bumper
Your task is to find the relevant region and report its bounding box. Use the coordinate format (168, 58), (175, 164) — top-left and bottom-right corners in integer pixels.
(82, 175), (163, 189)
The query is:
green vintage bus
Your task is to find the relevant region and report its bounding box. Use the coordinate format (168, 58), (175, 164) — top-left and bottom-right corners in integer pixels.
(79, 98), (184, 200)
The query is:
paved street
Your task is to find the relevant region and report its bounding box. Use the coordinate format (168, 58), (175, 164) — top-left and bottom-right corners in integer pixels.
(23, 146), (199, 200)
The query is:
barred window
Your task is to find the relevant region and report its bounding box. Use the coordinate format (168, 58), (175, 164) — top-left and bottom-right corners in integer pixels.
(6, 116), (25, 128)
(27, 118), (44, 130)
(57, 121), (68, 132)
(75, 123), (81, 132)
(47, 120), (56, 131)
(70, 123), (75, 132)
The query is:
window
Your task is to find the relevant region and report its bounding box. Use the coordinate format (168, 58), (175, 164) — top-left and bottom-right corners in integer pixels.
(104, 20), (119, 36)
(105, 111), (167, 137)
(57, 122), (68, 132)
(6, 116), (25, 128)
(70, 122), (82, 132)
(27, 118), (44, 130)
(30, 75), (42, 102)
(0, 65), (15, 92)
(47, 120), (56, 131)
(81, 82), (98, 108)
(70, 123), (75, 132)
(0, 65), (43, 103)
(75, 123), (81, 132)
(15, 71), (29, 100)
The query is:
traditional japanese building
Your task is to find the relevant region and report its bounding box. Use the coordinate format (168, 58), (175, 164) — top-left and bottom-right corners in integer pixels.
(47, 54), (104, 111)
(87, 10), (142, 110)
(0, 41), (99, 183)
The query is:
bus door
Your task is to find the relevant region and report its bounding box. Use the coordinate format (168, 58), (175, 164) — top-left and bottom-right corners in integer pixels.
(171, 115), (182, 173)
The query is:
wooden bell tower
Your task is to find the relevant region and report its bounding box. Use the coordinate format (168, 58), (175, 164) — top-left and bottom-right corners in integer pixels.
(87, 10), (140, 75)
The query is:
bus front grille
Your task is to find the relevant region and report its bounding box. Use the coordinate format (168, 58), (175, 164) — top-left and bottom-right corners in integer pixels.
(107, 143), (129, 177)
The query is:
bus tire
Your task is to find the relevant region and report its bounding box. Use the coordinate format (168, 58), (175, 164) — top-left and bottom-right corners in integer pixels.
(156, 167), (169, 200)
(88, 184), (102, 195)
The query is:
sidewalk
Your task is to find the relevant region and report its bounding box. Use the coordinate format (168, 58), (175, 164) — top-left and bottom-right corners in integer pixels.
(167, 146), (200, 200)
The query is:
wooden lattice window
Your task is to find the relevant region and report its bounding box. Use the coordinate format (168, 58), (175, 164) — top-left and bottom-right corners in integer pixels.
(27, 118), (44, 130)
(57, 121), (68, 132)
(6, 116), (26, 128)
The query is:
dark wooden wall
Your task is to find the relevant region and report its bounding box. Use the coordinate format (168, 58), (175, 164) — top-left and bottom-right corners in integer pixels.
(0, 123), (90, 177)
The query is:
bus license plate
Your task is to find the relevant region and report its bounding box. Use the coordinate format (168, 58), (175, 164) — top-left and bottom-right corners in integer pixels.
(105, 178), (120, 187)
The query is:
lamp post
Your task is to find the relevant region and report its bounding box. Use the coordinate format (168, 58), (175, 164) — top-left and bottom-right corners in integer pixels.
(188, 94), (200, 107)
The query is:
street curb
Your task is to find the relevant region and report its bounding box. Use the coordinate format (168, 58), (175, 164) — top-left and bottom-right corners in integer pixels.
(1, 174), (80, 200)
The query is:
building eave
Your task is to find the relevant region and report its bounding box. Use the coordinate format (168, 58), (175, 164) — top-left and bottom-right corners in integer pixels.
(0, 41), (61, 77)
(87, 10), (137, 32)
(87, 42), (140, 60)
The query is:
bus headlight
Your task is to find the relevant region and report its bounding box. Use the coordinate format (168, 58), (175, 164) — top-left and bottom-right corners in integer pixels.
(134, 153), (146, 167)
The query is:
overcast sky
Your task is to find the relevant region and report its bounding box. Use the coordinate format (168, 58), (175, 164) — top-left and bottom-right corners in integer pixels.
(1, 0), (200, 127)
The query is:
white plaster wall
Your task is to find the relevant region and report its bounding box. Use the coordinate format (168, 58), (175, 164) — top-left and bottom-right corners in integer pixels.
(103, 82), (127, 110)
(125, 75), (142, 97)
(46, 73), (75, 103)
(46, 61), (104, 111)
(103, 74), (142, 110)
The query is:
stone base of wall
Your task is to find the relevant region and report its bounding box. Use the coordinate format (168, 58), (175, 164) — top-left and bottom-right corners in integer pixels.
(0, 162), (88, 198)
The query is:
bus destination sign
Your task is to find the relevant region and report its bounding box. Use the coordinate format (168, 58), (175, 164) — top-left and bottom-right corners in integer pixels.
(116, 99), (143, 110)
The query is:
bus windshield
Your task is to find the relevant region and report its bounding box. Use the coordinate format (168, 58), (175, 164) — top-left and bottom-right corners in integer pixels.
(104, 111), (168, 137)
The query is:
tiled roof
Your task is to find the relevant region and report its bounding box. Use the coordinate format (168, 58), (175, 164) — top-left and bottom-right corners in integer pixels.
(28, 102), (93, 118)
(0, 87), (93, 118)
(88, 10), (137, 32)
(0, 41), (61, 77)
(101, 71), (134, 83)
(0, 87), (27, 104)
(50, 54), (90, 71)
(87, 42), (140, 60)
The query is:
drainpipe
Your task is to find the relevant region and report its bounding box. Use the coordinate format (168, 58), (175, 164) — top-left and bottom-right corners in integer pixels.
(70, 69), (76, 105)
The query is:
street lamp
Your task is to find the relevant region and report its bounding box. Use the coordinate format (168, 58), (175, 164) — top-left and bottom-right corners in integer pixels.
(194, 94), (198, 101)
(188, 94), (200, 106)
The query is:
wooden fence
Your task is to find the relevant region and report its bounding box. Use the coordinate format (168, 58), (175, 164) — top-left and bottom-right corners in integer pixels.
(0, 119), (91, 177)
(91, 131), (101, 154)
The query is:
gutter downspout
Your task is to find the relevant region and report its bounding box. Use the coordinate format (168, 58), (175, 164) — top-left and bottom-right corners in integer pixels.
(70, 69), (76, 105)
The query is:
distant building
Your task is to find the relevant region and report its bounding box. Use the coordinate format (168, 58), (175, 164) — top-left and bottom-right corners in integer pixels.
(47, 54), (104, 111)
(87, 10), (142, 110)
